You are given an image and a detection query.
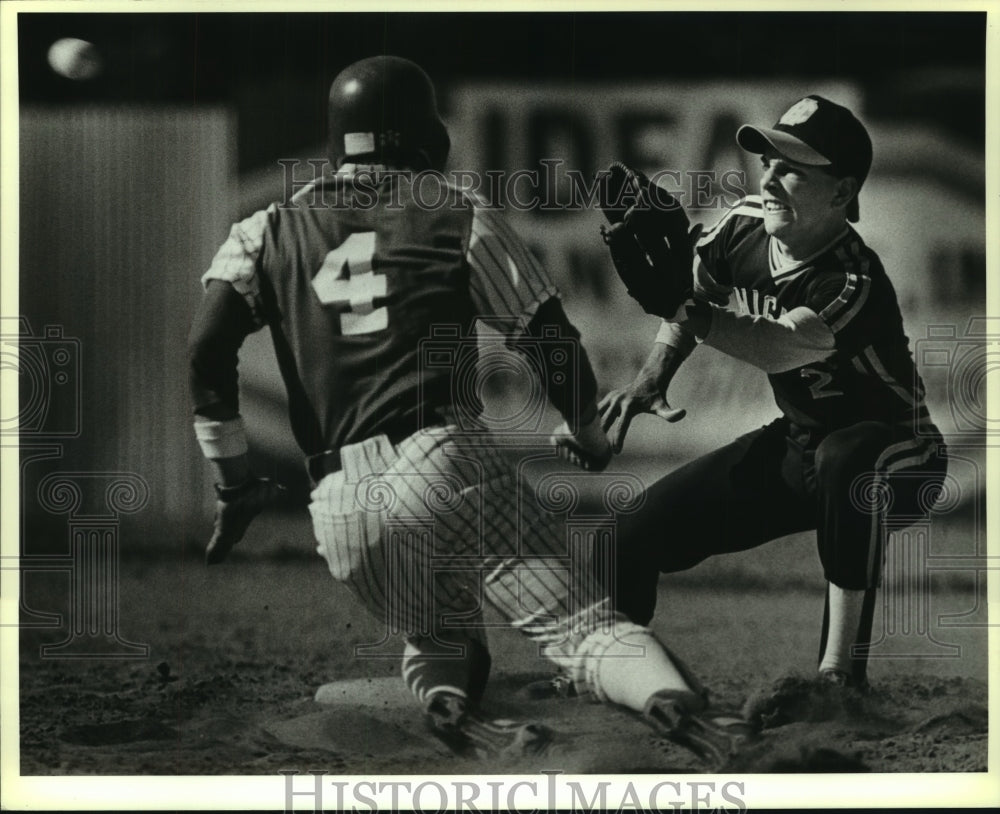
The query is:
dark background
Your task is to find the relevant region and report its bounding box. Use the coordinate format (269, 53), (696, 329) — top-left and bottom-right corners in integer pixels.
(19, 11), (985, 171)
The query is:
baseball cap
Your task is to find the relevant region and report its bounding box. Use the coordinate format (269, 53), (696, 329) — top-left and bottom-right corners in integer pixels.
(736, 95), (873, 222)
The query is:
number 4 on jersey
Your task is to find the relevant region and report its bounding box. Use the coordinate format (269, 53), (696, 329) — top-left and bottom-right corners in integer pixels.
(312, 232), (387, 335)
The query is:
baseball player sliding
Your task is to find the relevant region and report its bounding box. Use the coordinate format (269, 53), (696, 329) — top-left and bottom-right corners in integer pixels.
(188, 56), (751, 765)
(598, 95), (948, 689)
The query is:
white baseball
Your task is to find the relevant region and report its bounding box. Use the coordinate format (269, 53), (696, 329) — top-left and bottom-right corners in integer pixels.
(47, 38), (103, 81)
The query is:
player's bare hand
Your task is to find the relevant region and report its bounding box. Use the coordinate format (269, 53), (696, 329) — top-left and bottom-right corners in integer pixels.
(598, 379), (685, 454)
(206, 476), (286, 565)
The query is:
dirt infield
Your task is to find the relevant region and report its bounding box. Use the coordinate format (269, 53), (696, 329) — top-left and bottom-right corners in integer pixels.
(17, 531), (989, 777)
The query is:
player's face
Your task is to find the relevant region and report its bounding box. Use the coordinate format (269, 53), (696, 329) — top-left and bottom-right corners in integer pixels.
(758, 150), (845, 252)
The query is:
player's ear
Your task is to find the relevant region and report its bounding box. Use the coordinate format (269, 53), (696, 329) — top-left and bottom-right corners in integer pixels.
(831, 176), (858, 212)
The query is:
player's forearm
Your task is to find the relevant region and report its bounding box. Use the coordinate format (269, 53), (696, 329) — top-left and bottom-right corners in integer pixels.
(650, 322), (698, 389)
(518, 298), (599, 428)
(189, 281), (257, 485)
(688, 304), (836, 373)
(188, 281), (256, 418)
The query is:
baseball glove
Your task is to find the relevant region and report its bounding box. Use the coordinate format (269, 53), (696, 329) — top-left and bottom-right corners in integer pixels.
(598, 161), (700, 320)
(205, 476), (285, 565)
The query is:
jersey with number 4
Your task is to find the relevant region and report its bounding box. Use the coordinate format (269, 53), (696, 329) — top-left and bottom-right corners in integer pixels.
(696, 195), (935, 434)
(201, 171), (557, 454)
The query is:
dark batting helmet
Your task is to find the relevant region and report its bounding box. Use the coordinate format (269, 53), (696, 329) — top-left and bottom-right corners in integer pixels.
(327, 55), (450, 171)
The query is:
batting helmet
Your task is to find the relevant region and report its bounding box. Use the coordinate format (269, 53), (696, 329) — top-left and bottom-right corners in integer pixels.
(327, 55), (450, 171)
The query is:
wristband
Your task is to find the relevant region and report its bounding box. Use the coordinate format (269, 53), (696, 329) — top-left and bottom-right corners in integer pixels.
(194, 417), (249, 459)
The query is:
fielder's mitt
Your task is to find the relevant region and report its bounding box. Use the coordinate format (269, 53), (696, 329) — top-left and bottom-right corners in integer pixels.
(598, 161), (700, 320)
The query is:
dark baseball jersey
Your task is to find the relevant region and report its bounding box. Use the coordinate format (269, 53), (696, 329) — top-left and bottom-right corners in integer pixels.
(199, 170), (558, 456)
(696, 195), (937, 438)
(195, 169), (646, 703)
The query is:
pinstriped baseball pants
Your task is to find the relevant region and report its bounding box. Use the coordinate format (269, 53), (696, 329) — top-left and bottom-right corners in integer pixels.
(308, 426), (615, 670)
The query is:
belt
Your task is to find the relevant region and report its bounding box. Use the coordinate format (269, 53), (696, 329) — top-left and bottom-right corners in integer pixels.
(305, 421), (445, 486)
(305, 449), (343, 484)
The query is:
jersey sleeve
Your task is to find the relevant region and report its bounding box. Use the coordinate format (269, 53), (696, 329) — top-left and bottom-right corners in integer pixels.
(701, 303), (836, 373)
(693, 196), (763, 296)
(692, 255), (733, 306)
(189, 273), (261, 461)
(807, 245), (882, 357)
(201, 204), (280, 330)
(465, 204), (560, 340)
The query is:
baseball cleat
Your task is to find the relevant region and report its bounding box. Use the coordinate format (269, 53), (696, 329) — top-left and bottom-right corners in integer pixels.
(817, 668), (868, 691)
(425, 692), (555, 760)
(643, 691), (756, 768)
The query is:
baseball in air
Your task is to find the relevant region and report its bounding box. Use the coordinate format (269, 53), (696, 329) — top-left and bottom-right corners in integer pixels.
(47, 38), (103, 81)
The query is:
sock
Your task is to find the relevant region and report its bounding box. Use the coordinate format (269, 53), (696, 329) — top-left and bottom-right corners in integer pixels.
(402, 633), (491, 708)
(818, 583), (866, 675)
(580, 624), (704, 712)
